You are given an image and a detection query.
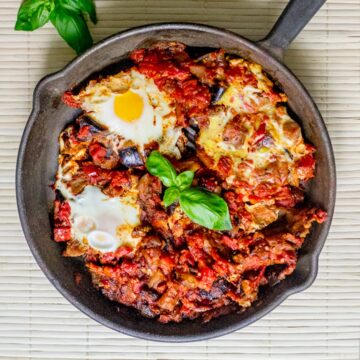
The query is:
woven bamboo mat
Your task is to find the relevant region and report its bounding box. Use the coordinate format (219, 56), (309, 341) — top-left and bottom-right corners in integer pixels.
(1, 0), (360, 359)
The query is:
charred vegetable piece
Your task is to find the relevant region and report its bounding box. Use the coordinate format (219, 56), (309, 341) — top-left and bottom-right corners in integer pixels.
(76, 116), (102, 141)
(89, 142), (120, 170)
(183, 126), (198, 143)
(210, 86), (226, 103)
(119, 147), (144, 168)
(176, 130), (197, 158)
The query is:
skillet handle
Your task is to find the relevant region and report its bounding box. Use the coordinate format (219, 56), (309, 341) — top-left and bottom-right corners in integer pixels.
(258, 0), (326, 60)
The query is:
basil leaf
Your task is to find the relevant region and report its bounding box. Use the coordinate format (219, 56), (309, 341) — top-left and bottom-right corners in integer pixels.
(145, 151), (177, 188)
(77, 0), (97, 24)
(179, 188), (232, 230)
(59, 0), (97, 24)
(50, 6), (93, 55)
(175, 171), (194, 191)
(164, 187), (180, 207)
(15, 0), (54, 31)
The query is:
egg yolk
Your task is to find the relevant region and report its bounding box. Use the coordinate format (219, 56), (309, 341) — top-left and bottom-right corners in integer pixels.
(114, 91), (144, 122)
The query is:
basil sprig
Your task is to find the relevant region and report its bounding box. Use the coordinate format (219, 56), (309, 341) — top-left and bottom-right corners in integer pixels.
(15, 0), (97, 55)
(179, 188), (232, 231)
(146, 151), (232, 231)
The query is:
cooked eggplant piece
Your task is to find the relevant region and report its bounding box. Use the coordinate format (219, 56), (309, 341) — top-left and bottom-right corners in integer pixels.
(176, 128), (198, 158)
(210, 86), (226, 104)
(183, 126), (198, 143)
(77, 115), (103, 132)
(119, 147), (144, 168)
(188, 118), (200, 132)
(55, 189), (65, 202)
(264, 264), (287, 286)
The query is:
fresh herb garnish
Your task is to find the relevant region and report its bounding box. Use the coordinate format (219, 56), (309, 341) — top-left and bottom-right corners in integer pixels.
(15, 0), (97, 55)
(146, 151), (232, 231)
(163, 187), (181, 208)
(179, 188), (232, 231)
(145, 151), (177, 188)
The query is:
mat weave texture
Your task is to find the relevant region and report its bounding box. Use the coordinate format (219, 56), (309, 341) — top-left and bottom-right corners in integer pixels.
(0, 0), (360, 359)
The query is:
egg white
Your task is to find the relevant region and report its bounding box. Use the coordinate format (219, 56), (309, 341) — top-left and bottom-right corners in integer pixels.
(62, 185), (141, 253)
(84, 88), (161, 148)
(78, 70), (182, 157)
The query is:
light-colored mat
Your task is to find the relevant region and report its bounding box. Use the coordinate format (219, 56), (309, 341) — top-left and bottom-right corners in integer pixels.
(1, 0), (360, 359)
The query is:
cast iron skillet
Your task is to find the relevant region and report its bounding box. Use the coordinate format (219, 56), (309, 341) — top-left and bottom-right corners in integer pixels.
(16, 0), (336, 342)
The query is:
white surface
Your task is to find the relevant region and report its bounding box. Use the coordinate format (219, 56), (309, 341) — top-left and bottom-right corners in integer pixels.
(0, 0), (360, 359)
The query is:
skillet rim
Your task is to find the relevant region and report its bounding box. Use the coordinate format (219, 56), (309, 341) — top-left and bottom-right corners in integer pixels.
(16, 22), (336, 342)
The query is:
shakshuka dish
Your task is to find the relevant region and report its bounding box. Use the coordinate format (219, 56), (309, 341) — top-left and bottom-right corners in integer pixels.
(53, 42), (326, 323)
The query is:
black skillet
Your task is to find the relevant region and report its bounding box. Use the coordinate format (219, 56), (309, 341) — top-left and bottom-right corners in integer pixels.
(16, 0), (336, 342)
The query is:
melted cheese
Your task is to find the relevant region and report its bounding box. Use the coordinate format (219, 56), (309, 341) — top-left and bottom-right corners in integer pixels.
(198, 59), (309, 188)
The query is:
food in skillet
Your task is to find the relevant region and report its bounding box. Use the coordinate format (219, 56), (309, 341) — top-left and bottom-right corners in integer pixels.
(54, 42), (326, 323)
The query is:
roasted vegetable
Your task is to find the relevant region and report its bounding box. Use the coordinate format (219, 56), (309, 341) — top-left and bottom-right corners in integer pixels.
(118, 147), (144, 168)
